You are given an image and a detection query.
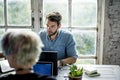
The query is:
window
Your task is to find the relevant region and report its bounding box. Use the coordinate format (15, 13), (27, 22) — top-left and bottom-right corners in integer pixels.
(42, 0), (97, 64)
(72, 0), (97, 27)
(0, 0), (32, 51)
(0, 0), (4, 25)
(0, 0), (99, 64)
(43, 0), (68, 27)
(0, 0), (31, 27)
(7, 0), (31, 26)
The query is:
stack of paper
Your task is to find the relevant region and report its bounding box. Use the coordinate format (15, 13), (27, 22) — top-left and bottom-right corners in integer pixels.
(84, 67), (100, 77)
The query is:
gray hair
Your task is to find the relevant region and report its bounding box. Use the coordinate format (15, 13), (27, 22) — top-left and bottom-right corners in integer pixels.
(1, 30), (43, 66)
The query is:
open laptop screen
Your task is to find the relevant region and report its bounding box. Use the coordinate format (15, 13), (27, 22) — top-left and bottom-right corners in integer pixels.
(33, 61), (53, 76)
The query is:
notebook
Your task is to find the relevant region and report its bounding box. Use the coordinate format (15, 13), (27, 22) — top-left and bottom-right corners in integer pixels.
(0, 60), (15, 73)
(33, 61), (53, 76)
(39, 51), (58, 76)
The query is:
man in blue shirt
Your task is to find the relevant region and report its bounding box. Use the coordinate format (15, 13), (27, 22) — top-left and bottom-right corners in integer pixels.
(39, 12), (78, 67)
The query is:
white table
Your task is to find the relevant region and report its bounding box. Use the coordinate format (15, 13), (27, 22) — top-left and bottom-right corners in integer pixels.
(0, 64), (120, 80)
(56, 65), (120, 80)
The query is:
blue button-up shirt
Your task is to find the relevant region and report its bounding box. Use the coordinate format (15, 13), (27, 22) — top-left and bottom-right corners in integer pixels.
(39, 29), (78, 60)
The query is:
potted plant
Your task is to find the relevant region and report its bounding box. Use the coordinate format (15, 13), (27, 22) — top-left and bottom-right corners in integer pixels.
(68, 65), (83, 80)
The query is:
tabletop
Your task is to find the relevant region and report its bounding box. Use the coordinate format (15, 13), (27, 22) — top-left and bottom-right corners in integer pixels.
(56, 65), (120, 80)
(0, 63), (120, 80)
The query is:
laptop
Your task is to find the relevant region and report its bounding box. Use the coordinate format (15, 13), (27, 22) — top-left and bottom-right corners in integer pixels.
(33, 61), (53, 76)
(39, 51), (58, 76)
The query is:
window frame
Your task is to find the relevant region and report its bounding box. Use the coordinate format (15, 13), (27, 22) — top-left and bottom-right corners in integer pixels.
(0, 0), (33, 31)
(41, 0), (99, 64)
(0, 0), (104, 64)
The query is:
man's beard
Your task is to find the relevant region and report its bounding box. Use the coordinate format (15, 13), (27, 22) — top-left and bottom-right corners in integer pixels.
(48, 30), (58, 37)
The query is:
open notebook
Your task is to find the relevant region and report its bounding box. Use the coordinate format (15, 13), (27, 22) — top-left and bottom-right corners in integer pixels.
(0, 60), (15, 73)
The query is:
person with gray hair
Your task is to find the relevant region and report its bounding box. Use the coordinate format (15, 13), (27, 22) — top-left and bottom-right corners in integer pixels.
(0, 30), (56, 80)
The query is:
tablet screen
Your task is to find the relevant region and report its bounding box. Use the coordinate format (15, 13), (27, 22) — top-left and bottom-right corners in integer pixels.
(33, 62), (53, 76)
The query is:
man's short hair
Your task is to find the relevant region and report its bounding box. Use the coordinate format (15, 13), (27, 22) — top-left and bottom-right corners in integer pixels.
(46, 12), (62, 25)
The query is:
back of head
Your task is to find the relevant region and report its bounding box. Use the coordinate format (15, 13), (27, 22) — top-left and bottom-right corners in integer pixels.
(1, 30), (43, 67)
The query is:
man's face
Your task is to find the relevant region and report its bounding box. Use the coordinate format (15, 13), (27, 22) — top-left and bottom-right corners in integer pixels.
(46, 20), (60, 37)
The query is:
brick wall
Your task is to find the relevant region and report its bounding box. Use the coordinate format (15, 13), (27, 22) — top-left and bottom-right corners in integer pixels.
(103, 0), (120, 65)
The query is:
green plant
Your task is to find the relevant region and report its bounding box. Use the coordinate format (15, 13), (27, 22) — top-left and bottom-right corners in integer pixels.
(69, 65), (83, 77)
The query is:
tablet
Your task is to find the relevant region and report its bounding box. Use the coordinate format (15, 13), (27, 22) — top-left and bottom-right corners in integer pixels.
(39, 51), (58, 76)
(33, 61), (53, 76)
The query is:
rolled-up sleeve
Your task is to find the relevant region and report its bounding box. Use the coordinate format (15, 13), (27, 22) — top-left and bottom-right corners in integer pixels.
(65, 33), (78, 59)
